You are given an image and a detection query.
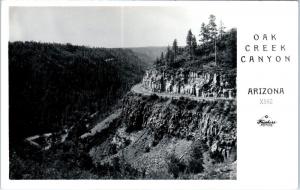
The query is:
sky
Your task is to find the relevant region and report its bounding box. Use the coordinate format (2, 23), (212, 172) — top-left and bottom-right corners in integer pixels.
(10, 6), (236, 48)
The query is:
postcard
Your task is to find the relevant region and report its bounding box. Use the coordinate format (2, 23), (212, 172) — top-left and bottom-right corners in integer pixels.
(1, 1), (298, 189)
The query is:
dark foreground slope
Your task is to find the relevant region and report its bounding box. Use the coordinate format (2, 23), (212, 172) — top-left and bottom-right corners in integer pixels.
(9, 42), (146, 147)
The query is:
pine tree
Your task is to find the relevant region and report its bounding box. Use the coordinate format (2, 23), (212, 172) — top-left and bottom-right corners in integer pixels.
(155, 57), (160, 66)
(166, 46), (171, 63)
(170, 51), (175, 64)
(165, 46), (175, 67)
(207, 14), (218, 65)
(186, 29), (194, 56)
(172, 39), (178, 59)
(160, 52), (164, 61)
(219, 20), (226, 38)
(207, 14), (218, 41)
(191, 35), (197, 56)
(199, 22), (209, 44)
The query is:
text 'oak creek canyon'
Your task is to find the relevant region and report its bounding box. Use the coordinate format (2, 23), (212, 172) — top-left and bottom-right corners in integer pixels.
(240, 34), (290, 63)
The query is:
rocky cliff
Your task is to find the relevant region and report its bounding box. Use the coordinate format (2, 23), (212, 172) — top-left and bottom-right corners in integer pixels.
(86, 92), (236, 179)
(142, 69), (236, 99)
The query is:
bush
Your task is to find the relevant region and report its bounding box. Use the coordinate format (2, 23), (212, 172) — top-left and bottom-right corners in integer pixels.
(9, 148), (96, 179)
(94, 156), (141, 179)
(149, 93), (159, 100)
(108, 144), (118, 155)
(144, 145), (150, 153)
(188, 158), (204, 174)
(209, 150), (224, 163)
(188, 141), (204, 174)
(166, 153), (186, 178)
(186, 101), (197, 110)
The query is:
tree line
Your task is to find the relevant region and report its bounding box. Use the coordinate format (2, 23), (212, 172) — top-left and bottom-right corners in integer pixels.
(156, 15), (236, 69)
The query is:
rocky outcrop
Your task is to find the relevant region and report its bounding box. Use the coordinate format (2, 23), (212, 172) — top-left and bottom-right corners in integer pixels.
(120, 93), (237, 162)
(88, 92), (236, 179)
(142, 69), (236, 98)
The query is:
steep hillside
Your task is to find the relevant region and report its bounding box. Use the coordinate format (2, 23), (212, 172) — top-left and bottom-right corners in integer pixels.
(155, 28), (237, 70)
(9, 42), (147, 146)
(82, 93), (236, 179)
(11, 92), (236, 179)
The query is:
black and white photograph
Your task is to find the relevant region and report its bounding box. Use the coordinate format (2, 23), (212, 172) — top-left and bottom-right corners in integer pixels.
(9, 6), (237, 180)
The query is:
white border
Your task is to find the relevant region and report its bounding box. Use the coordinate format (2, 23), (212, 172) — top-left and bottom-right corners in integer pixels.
(1, 0), (10, 189)
(1, 1), (298, 190)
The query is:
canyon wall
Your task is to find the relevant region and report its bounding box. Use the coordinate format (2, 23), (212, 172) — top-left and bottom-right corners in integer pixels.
(88, 93), (237, 178)
(142, 69), (236, 98)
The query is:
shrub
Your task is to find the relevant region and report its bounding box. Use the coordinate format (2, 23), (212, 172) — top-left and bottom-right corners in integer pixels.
(149, 93), (159, 100)
(166, 153), (186, 178)
(108, 144), (118, 155)
(188, 158), (204, 174)
(94, 156), (141, 179)
(186, 101), (197, 110)
(209, 150), (224, 163)
(179, 96), (185, 101)
(144, 145), (150, 153)
(188, 141), (204, 174)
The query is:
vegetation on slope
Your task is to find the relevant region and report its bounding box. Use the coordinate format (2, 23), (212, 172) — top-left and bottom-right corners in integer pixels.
(154, 15), (237, 72)
(9, 41), (146, 146)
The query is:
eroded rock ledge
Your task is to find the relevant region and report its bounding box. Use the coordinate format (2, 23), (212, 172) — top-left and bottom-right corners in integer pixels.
(142, 68), (236, 99)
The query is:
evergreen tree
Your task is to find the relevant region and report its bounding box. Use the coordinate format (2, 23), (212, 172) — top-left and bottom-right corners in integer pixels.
(186, 29), (194, 56)
(155, 57), (160, 66)
(170, 51), (175, 65)
(191, 35), (197, 56)
(172, 39), (178, 58)
(166, 46), (171, 63)
(207, 15), (218, 64)
(207, 14), (218, 41)
(160, 52), (164, 61)
(199, 22), (209, 44)
(165, 45), (175, 67)
(219, 20), (226, 38)
(186, 30), (193, 48)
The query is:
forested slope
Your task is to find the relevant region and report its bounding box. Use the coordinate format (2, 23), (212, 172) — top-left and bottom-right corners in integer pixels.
(9, 42), (146, 146)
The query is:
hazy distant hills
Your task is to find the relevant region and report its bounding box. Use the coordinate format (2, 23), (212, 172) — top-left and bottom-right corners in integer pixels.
(129, 46), (167, 68)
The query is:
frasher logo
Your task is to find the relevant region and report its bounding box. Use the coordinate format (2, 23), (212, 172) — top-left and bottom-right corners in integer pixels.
(257, 115), (276, 127)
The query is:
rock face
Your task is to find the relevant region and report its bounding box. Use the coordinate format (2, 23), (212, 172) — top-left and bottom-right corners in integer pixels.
(88, 92), (237, 178)
(142, 69), (236, 98)
(121, 93), (237, 160)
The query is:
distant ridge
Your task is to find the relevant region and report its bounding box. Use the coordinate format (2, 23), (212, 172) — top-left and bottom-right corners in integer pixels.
(128, 46), (167, 68)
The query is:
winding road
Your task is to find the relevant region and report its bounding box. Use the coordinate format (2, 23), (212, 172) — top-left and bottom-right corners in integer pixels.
(131, 83), (235, 102)
(80, 109), (122, 139)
